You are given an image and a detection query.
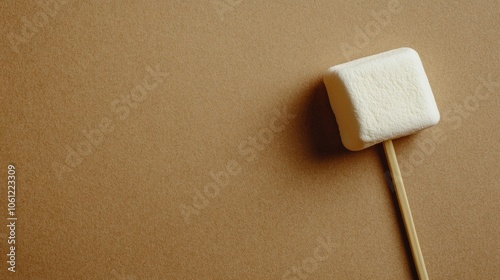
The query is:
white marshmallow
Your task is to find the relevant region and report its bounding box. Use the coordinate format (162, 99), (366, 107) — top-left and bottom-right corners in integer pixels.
(323, 48), (440, 151)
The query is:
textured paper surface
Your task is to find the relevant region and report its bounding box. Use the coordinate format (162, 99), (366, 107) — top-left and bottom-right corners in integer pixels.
(0, 1), (499, 279)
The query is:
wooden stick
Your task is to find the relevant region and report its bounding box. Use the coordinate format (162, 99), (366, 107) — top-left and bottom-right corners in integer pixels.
(383, 140), (429, 280)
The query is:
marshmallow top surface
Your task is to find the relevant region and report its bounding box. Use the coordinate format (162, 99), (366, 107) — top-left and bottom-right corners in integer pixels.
(323, 48), (440, 151)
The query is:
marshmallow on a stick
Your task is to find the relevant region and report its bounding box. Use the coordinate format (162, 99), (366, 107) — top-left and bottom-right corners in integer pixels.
(323, 47), (439, 280)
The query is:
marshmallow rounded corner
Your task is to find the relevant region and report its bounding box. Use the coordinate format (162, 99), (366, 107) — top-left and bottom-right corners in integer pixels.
(430, 109), (441, 126)
(341, 138), (367, 152)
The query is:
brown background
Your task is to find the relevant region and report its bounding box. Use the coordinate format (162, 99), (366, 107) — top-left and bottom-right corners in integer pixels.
(1, 0), (499, 279)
